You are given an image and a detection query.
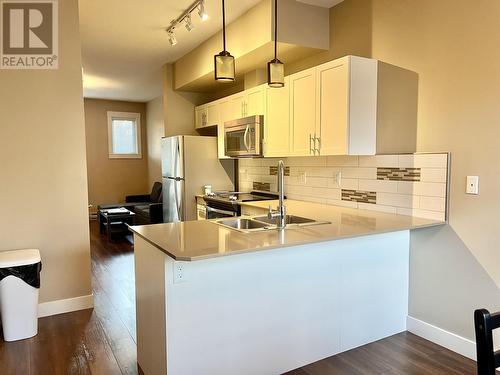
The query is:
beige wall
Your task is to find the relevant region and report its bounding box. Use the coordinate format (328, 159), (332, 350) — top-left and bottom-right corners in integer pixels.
(285, 0), (372, 75)
(368, 0), (500, 340)
(84, 99), (149, 207)
(146, 96), (165, 188)
(0, 0), (91, 303)
(163, 64), (206, 137)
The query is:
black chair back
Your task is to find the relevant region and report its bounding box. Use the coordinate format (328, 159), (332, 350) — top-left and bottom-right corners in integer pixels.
(150, 182), (162, 203)
(474, 308), (500, 374)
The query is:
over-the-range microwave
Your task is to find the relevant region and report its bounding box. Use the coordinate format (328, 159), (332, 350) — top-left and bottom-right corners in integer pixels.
(224, 115), (263, 158)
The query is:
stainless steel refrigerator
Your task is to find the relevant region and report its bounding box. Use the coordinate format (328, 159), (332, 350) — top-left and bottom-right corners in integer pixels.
(161, 136), (235, 223)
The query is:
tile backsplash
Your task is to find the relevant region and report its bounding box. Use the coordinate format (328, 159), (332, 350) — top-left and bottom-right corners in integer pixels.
(239, 153), (449, 221)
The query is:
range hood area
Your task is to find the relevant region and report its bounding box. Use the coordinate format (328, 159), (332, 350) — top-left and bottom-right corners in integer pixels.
(173, 0), (331, 92)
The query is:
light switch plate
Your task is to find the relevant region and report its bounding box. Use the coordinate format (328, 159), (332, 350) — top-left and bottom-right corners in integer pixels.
(466, 176), (479, 195)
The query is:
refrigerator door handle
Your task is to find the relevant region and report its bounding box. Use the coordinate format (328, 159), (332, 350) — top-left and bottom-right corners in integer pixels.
(173, 180), (183, 221)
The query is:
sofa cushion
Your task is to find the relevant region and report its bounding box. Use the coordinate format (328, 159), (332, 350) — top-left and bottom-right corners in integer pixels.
(134, 205), (151, 216)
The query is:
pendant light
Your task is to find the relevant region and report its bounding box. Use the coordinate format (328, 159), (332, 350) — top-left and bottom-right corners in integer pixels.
(267, 0), (284, 87)
(214, 0), (235, 82)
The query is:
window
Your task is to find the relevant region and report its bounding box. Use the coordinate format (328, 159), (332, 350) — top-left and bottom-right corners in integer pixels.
(107, 111), (142, 159)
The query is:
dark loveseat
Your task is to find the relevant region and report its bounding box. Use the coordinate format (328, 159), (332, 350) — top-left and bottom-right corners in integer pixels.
(98, 182), (163, 225)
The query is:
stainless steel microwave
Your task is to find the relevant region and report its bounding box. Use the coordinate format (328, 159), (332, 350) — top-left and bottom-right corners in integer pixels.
(224, 115), (263, 158)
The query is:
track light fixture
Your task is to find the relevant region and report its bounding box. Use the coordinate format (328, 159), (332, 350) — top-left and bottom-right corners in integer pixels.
(185, 13), (194, 31)
(165, 0), (208, 46)
(167, 30), (177, 46)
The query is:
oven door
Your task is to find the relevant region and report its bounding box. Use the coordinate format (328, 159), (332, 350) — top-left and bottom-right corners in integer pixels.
(205, 206), (237, 220)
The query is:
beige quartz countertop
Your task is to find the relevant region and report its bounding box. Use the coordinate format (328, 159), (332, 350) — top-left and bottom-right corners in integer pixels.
(130, 199), (445, 261)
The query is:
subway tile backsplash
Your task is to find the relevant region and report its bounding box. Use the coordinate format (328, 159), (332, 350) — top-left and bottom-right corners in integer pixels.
(239, 153), (449, 221)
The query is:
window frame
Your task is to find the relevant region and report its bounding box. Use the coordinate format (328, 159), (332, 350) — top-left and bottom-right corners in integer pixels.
(107, 111), (142, 159)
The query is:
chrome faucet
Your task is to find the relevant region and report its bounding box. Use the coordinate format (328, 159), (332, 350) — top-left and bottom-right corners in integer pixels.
(268, 160), (287, 229)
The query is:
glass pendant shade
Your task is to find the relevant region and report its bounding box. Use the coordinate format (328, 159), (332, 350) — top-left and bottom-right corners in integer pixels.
(267, 58), (284, 88)
(214, 51), (235, 82)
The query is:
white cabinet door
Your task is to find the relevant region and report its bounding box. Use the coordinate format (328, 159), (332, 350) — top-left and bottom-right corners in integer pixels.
(220, 93), (245, 122)
(195, 105), (207, 129)
(264, 77), (290, 157)
(289, 68), (317, 156)
(206, 102), (220, 127)
(245, 85), (265, 117)
(218, 93), (245, 159)
(316, 59), (349, 155)
(196, 204), (206, 220)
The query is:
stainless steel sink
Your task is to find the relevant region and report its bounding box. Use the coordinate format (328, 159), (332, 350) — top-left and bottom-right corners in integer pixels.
(215, 218), (271, 232)
(214, 216), (330, 233)
(253, 215), (318, 225)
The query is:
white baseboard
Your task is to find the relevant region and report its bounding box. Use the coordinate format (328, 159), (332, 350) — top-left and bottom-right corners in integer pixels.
(38, 294), (94, 318)
(407, 316), (476, 361)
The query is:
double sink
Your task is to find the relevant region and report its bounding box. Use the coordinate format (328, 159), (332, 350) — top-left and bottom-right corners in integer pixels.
(215, 215), (329, 233)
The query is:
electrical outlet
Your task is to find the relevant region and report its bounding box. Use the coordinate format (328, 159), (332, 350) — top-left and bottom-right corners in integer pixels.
(173, 262), (187, 283)
(466, 176), (479, 195)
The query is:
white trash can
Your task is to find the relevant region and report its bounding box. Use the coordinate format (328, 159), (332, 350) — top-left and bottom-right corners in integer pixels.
(0, 249), (41, 341)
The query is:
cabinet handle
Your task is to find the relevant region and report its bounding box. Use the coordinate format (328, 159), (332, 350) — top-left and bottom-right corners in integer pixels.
(315, 135), (321, 155)
(309, 134), (315, 155)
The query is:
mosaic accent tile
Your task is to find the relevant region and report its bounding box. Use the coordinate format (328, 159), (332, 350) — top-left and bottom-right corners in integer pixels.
(341, 189), (376, 204)
(377, 167), (421, 181)
(253, 182), (271, 192)
(269, 166), (290, 176)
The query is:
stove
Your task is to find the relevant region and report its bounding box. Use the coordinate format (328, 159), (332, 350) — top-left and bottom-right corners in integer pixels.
(203, 191), (279, 219)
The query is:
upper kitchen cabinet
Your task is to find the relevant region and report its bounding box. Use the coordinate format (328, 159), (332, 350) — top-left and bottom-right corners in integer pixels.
(195, 101), (220, 129)
(316, 58), (350, 155)
(200, 87), (267, 159)
(219, 87), (266, 122)
(263, 77), (290, 157)
(195, 105), (207, 129)
(316, 56), (417, 155)
(289, 67), (317, 156)
(245, 85), (266, 117)
(219, 92), (246, 123)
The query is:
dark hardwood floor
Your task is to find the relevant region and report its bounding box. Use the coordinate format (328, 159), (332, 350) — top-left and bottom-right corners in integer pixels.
(0, 221), (479, 374)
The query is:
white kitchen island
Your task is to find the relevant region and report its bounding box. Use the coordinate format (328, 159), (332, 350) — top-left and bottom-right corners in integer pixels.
(130, 201), (444, 375)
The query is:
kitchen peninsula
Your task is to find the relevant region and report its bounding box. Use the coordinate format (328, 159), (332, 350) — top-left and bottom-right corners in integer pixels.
(130, 201), (444, 375)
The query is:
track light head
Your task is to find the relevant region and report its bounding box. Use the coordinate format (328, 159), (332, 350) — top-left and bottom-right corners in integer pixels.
(198, 0), (208, 21)
(185, 14), (194, 31)
(167, 30), (177, 46)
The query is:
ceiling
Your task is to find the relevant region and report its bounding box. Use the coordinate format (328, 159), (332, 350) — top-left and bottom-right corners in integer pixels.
(80, 0), (343, 102)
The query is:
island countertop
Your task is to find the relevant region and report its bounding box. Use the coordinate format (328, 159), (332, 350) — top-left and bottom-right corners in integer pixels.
(129, 199), (445, 261)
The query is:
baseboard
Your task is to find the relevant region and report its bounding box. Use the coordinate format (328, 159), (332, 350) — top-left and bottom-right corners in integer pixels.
(407, 316), (476, 361)
(38, 294), (94, 318)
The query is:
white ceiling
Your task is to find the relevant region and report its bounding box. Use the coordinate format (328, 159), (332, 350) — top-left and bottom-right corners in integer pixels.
(80, 0), (343, 102)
